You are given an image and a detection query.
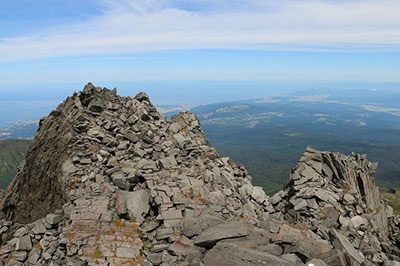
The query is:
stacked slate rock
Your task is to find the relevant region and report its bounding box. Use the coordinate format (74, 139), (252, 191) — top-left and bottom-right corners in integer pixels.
(0, 83), (398, 266)
(0, 212), (64, 265)
(0, 84), (274, 265)
(267, 146), (400, 265)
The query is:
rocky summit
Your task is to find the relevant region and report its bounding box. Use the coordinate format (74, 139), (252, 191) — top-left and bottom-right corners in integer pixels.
(0, 83), (398, 266)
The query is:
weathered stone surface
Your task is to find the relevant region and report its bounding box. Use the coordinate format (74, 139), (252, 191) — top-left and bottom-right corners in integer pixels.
(251, 186), (268, 204)
(182, 215), (222, 237)
(160, 209), (182, 220)
(349, 215), (368, 230)
(168, 236), (204, 256)
(281, 254), (303, 264)
(203, 242), (299, 266)
(307, 258), (329, 266)
(383, 261), (400, 266)
(116, 190), (150, 224)
(194, 221), (248, 247)
(16, 235), (32, 251)
(314, 249), (347, 266)
(45, 213), (62, 225)
(159, 156), (177, 169)
(32, 219), (47, 234)
(330, 228), (365, 265)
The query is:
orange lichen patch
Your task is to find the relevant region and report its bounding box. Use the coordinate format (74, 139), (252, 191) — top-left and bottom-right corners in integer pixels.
(29, 192), (34, 200)
(248, 246), (258, 250)
(88, 144), (97, 153)
(196, 192), (207, 204)
(112, 219), (124, 228)
(122, 231), (138, 239)
(343, 183), (351, 193)
(95, 231), (101, 241)
(3, 257), (11, 264)
(33, 242), (42, 249)
(320, 210), (329, 220)
(104, 228), (116, 235)
(198, 197), (207, 205)
(131, 223), (139, 231)
(367, 208), (374, 214)
(119, 258), (142, 266)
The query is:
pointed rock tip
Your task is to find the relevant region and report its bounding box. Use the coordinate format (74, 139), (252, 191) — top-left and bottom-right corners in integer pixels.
(134, 92), (150, 102)
(305, 145), (317, 153)
(82, 82), (115, 95)
(83, 82), (96, 93)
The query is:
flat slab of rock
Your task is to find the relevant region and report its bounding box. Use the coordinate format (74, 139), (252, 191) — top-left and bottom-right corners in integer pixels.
(32, 219), (47, 234)
(16, 235), (32, 251)
(46, 213), (63, 225)
(116, 189), (150, 224)
(181, 213), (224, 237)
(159, 156), (177, 169)
(330, 228), (364, 265)
(194, 220), (248, 247)
(203, 242), (299, 266)
(168, 236), (205, 256)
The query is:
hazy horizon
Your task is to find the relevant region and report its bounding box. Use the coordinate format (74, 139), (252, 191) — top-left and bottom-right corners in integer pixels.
(1, 0), (400, 126)
(1, 79), (400, 128)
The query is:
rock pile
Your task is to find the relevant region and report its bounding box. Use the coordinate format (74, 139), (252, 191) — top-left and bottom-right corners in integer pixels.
(266, 147), (400, 265)
(0, 83), (398, 266)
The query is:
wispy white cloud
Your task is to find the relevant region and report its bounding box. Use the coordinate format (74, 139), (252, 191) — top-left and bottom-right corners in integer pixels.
(1, 0), (400, 61)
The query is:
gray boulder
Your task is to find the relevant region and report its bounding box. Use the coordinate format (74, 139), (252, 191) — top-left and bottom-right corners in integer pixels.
(203, 241), (299, 266)
(116, 190), (150, 224)
(181, 213), (224, 237)
(194, 221), (248, 247)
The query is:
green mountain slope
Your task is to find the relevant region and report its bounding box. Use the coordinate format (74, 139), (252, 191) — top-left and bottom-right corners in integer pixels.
(381, 188), (400, 214)
(0, 139), (32, 189)
(204, 125), (400, 190)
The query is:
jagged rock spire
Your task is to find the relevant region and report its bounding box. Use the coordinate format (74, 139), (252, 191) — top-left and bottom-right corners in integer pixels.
(0, 83), (271, 265)
(269, 146), (399, 265)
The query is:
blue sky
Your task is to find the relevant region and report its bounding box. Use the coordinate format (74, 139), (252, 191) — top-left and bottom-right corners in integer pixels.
(1, 0), (400, 103)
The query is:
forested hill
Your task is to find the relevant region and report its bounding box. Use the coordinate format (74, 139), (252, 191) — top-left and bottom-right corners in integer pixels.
(0, 139), (32, 189)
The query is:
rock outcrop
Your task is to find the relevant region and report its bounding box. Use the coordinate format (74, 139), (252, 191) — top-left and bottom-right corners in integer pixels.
(0, 83), (398, 266)
(267, 147), (400, 265)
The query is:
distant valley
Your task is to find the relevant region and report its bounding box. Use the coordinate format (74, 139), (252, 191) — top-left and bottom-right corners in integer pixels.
(185, 88), (400, 195)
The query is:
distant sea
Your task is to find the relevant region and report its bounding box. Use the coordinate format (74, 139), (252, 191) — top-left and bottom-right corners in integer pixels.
(1, 80), (399, 127)
(0, 101), (59, 128)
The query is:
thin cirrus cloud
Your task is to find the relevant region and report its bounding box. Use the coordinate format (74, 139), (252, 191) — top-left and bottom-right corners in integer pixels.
(1, 0), (400, 61)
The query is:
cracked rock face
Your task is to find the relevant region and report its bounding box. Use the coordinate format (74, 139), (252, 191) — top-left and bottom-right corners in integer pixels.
(0, 83), (399, 266)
